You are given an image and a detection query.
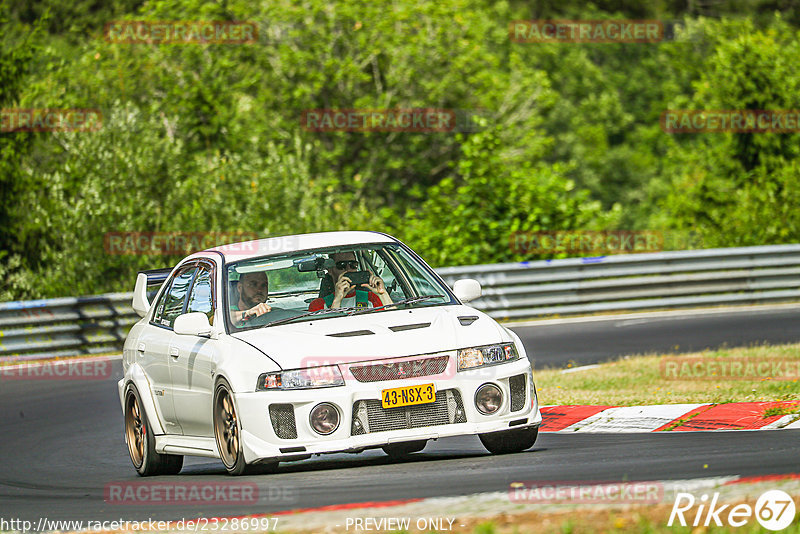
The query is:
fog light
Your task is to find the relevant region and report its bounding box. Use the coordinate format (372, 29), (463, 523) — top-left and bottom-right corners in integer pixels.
(475, 384), (503, 415)
(310, 403), (340, 435)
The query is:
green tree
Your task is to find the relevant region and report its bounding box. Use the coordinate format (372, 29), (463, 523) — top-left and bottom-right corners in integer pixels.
(398, 126), (608, 266)
(654, 17), (800, 247)
(0, 2), (44, 300)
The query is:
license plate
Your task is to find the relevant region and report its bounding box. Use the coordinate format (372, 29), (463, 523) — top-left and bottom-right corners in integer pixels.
(381, 383), (435, 409)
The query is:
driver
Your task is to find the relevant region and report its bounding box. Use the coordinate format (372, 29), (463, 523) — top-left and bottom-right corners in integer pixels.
(230, 271), (292, 326)
(308, 252), (393, 311)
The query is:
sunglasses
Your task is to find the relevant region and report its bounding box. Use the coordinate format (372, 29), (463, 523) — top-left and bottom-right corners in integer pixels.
(335, 260), (359, 270)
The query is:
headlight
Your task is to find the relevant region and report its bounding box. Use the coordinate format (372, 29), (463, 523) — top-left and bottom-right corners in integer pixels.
(256, 365), (345, 391)
(457, 343), (519, 371)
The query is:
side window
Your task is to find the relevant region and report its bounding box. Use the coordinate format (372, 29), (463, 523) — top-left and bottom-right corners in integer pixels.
(152, 279), (173, 325)
(153, 266), (197, 328)
(187, 265), (215, 324)
(389, 248), (440, 297)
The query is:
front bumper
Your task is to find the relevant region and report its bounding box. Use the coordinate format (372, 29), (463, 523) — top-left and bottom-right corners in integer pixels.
(234, 357), (540, 463)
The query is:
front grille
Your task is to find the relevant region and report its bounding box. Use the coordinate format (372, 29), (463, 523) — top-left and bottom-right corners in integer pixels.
(351, 388), (466, 435)
(269, 404), (297, 439)
(350, 356), (449, 382)
(509, 374), (526, 412)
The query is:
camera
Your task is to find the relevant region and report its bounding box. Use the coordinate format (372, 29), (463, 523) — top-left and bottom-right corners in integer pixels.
(344, 271), (370, 286)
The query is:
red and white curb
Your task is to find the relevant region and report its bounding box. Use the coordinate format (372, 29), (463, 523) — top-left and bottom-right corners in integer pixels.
(146, 474), (800, 533)
(540, 401), (800, 432)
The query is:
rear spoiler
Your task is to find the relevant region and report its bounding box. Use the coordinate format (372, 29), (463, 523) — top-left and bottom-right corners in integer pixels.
(132, 267), (174, 318)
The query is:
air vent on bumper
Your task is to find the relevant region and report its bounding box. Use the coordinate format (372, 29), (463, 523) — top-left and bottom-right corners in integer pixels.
(269, 404), (298, 439)
(509, 374), (527, 412)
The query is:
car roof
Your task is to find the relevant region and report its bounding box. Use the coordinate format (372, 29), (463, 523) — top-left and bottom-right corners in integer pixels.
(204, 231), (397, 261)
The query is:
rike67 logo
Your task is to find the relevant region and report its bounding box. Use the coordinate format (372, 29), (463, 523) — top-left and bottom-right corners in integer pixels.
(669, 490), (796, 531)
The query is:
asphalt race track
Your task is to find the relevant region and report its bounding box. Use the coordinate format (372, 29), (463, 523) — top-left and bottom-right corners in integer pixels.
(1, 306), (799, 522)
(511, 305), (800, 368)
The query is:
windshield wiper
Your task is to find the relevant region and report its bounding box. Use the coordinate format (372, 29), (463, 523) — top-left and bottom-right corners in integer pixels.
(348, 294), (446, 316)
(262, 306), (360, 327)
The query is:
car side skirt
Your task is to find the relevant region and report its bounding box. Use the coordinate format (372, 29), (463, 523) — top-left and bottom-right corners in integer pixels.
(155, 435), (219, 458)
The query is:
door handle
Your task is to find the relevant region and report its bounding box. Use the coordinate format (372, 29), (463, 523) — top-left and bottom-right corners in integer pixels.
(137, 342), (146, 353)
(169, 347), (180, 358)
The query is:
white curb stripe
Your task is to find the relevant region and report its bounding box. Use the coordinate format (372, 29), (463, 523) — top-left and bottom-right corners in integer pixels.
(783, 417), (800, 429)
(562, 404), (709, 433)
(761, 414), (800, 430)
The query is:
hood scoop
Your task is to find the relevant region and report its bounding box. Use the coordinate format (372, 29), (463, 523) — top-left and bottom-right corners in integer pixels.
(326, 329), (375, 338)
(458, 316), (478, 326)
(388, 322), (431, 332)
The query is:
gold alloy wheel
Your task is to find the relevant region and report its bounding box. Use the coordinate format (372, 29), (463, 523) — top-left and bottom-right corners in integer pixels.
(125, 392), (145, 468)
(214, 387), (240, 468)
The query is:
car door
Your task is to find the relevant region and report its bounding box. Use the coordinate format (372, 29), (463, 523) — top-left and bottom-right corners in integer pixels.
(141, 264), (198, 435)
(169, 260), (219, 437)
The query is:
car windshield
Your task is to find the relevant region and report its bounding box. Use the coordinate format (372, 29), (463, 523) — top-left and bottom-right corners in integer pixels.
(224, 243), (454, 332)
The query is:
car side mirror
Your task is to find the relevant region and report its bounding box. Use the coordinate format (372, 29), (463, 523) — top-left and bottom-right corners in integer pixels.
(453, 279), (481, 303)
(174, 312), (213, 337)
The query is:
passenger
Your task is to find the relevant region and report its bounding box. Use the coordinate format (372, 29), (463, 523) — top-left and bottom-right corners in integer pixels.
(308, 252), (393, 311)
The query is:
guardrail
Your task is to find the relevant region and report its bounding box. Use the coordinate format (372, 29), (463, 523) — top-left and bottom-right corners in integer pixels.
(2, 244), (799, 360)
(437, 244), (800, 319)
(0, 294), (137, 361)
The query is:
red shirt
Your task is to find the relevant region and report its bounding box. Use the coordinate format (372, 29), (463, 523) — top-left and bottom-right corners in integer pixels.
(308, 290), (382, 312)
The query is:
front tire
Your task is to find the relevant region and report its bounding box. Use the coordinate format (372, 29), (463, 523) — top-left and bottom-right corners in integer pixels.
(213, 381), (251, 476)
(479, 426), (538, 455)
(124, 385), (183, 476)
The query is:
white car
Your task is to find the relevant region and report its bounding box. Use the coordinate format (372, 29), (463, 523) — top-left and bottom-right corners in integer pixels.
(119, 231), (541, 475)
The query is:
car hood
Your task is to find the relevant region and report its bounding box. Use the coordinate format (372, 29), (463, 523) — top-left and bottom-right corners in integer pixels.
(230, 305), (509, 370)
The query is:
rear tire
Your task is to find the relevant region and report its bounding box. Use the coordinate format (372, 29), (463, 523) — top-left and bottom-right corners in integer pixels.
(125, 385), (183, 476)
(479, 426), (538, 455)
(382, 440), (427, 458)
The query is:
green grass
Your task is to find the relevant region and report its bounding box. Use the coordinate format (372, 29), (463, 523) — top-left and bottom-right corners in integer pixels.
(535, 342), (800, 406)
